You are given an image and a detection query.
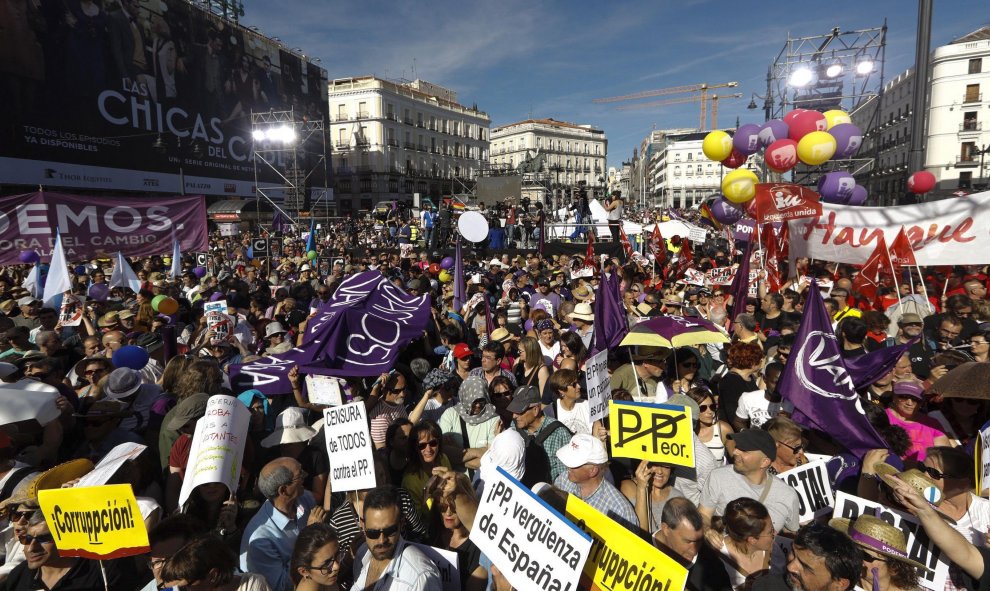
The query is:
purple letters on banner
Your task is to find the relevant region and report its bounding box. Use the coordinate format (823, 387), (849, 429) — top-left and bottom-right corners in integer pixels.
(0, 192), (208, 264)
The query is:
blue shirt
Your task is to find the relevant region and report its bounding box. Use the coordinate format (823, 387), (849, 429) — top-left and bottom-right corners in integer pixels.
(239, 491), (315, 591)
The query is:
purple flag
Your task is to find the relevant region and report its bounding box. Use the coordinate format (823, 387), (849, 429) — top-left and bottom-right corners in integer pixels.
(229, 271), (431, 394)
(728, 240), (753, 317)
(538, 209), (546, 255)
(846, 339), (917, 390)
(271, 210), (291, 233)
(778, 280), (889, 457)
(591, 270), (628, 355)
(453, 237), (466, 313)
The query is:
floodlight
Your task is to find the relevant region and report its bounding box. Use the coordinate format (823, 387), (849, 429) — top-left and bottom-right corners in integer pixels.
(788, 67), (815, 87)
(252, 129), (267, 141)
(825, 62), (843, 78)
(856, 60), (874, 75)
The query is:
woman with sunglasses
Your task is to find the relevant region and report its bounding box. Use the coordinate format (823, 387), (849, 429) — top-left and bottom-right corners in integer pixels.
(687, 387), (736, 466)
(764, 417), (807, 476)
(661, 349), (704, 399)
(401, 420), (451, 521)
(291, 523), (341, 591)
(513, 336), (550, 398)
(428, 468), (487, 591)
(921, 446), (990, 550)
(73, 356), (114, 399)
(628, 459), (684, 534)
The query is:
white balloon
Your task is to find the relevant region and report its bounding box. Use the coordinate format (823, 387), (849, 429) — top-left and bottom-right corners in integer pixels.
(457, 211), (490, 243)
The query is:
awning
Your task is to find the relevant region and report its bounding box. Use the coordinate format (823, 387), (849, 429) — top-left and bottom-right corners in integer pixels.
(206, 199), (272, 222)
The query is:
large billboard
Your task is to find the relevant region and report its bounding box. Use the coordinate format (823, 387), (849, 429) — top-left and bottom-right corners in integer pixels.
(0, 0), (329, 198)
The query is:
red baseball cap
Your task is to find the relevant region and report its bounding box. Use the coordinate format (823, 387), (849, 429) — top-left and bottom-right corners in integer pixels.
(452, 343), (473, 359)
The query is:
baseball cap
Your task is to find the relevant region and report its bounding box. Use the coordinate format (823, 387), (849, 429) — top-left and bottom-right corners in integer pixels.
(452, 343), (473, 359)
(505, 385), (541, 413)
(727, 429), (777, 462)
(892, 381), (924, 400)
(556, 433), (609, 468)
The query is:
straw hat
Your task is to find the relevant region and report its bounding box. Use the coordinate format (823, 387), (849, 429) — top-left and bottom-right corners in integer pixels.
(569, 302), (594, 323)
(874, 463), (956, 523)
(1, 459), (94, 509)
(97, 311), (120, 327)
(829, 514), (930, 570)
(571, 285), (593, 302)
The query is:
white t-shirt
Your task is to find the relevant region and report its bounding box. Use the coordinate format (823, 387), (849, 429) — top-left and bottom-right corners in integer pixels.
(607, 198), (623, 221)
(555, 400), (593, 435)
(736, 390), (781, 429)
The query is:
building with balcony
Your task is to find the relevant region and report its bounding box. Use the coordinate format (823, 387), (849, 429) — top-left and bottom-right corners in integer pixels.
(851, 69), (914, 204)
(489, 118), (608, 191)
(327, 77), (490, 213)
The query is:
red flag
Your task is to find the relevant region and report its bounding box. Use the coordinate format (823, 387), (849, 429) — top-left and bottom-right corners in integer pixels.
(777, 222), (789, 261)
(675, 240), (694, 278)
(852, 235), (893, 304)
(760, 224), (782, 293)
(649, 225), (666, 264)
(618, 225), (634, 260)
(584, 230), (596, 268)
(888, 227), (917, 270)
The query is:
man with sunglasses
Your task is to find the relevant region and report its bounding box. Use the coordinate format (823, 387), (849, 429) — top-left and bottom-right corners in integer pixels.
(353, 485), (440, 591)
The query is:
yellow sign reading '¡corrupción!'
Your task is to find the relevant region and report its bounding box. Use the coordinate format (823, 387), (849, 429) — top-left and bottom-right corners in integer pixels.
(38, 484), (150, 560)
(608, 400), (695, 468)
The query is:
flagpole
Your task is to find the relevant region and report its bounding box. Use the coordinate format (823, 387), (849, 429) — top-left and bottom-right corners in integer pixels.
(915, 263), (934, 314)
(884, 240), (902, 311)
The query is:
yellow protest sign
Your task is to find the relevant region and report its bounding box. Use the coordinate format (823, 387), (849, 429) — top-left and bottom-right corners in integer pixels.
(38, 484), (149, 560)
(608, 400), (695, 468)
(564, 493), (687, 591)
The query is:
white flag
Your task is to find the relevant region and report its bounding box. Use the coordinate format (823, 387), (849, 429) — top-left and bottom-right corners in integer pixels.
(21, 265), (41, 299)
(41, 233), (72, 309)
(170, 234), (182, 278)
(110, 251), (142, 294)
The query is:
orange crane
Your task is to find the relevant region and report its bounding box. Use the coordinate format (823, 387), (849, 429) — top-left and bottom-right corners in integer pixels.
(594, 81), (739, 129)
(614, 93), (743, 129)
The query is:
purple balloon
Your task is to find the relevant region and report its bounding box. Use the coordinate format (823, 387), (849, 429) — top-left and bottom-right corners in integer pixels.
(711, 197), (745, 224)
(112, 345), (150, 371)
(192, 266), (207, 278)
(18, 251), (40, 264)
(732, 124), (762, 156)
(88, 283), (109, 302)
(848, 185), (868, 206)
(758, 119), (789, 147)
(440, 256), (455, 270)
(817, 171), (856, 204)
(829, 123), (863, 159)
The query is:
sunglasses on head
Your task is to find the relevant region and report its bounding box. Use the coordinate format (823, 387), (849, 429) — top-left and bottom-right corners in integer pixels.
(418, 439), (439, 450)
(364, 523), (400, 539)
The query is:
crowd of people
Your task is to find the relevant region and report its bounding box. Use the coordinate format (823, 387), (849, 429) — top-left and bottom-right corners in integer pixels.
(0, 204), (988, 591)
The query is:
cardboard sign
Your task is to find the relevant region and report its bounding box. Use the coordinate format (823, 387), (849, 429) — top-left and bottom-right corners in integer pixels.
(776, 461), (834, 523)
(688, 227), (707, 243)
(58, 293), (86, 326)
(682, 268), (706, 286)
(832, 492), (949, 591)
(38, 484), (150, 560)
(323, 402), (376, 492)
(306, 374), (344, 407)
(0, 381), (61, 426)
(608, 400), (695, 468)
(585, 350), (610, 423)
(471, 467), (592, 591)
(564, 492), (688, 591)
(976, 421), (990, 494)
(177, 395), (251, 507)
(705, 266), (736, 286)
(76, 442), (147, 488)
(411, 544), (461, 591)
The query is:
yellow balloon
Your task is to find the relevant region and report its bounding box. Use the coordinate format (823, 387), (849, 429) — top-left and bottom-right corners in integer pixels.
(823, 109), (851, 129)
(721, 169), (759, 203)
(796, 131), (837, 166)
(702, 131), (733, 162)
(438, 270), (452, 283)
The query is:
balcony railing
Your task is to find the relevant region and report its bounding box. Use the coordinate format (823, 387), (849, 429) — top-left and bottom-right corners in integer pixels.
(404, 142), (415, 150)
(385, 112), (397, 121)
(403, 118), (413, 125)
(960, 121), (983, 132)
(956, 155), (979, 166)
(356, 111), (371, 120)
(963, 92), (983, 104)
(386, 139), (399, 147)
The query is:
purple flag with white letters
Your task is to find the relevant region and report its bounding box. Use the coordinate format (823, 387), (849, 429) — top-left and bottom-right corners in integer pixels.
(846, 339), (917, 390)
(778, 280), (889, 457)
(591, 270), (627, 355)
(229, 271), (430, 394)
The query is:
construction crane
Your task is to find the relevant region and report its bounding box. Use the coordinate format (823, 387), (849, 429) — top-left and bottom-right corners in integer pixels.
(614, 93), (742, 129)
(593, 81), (739, 129)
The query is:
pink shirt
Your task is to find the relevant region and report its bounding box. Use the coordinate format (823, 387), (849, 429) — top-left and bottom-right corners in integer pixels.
(886, 408), (946, 462)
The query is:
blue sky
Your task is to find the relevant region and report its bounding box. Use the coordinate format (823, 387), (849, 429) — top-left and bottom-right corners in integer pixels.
(241, 0), (983, 170)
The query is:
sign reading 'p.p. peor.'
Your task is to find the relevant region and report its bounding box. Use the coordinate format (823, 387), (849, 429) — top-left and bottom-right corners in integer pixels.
(38, 484), (149, 560)
(608, 400), (695, 468)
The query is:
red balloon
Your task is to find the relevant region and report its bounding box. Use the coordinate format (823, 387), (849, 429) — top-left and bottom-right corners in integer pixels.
(783, 109), (808, 126)
(907, 171), (936, 194)
(428, 263), (441, 275)
(721, 149), (748, 169)
(788, 110), (827, 141)
(764, 139), (799, 173)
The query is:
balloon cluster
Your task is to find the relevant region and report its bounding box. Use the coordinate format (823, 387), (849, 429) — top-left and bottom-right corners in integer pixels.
(702, 108), (869, 217)
(152, 295), (179, 315)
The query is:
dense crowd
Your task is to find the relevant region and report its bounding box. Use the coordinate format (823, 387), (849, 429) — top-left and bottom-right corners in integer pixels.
(0, 206), (989, 591)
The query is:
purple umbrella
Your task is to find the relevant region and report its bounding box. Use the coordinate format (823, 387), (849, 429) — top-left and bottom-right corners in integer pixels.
(619, 315), (729, 348)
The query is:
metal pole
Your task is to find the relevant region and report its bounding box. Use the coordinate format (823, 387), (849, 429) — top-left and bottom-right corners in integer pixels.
(907, 0), (933, 177)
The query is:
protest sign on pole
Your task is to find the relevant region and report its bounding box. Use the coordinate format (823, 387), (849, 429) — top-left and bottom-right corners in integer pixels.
(38, 484), (150, 560)
(323, 402), (376, 492)
(177, 395), (251, 508)
(76, 442), (147, 488)
(776, 461), (834, 523)
(306, 375), (344, 407)
(411, 544), (461, 591)
(563, 492), (688, 591)
(470, 467), (592, 591)
(584, 350), (610, 423)
(58, 293), (86, 326)
(608, 400), (695, 468)
(832, 492), (948, 591)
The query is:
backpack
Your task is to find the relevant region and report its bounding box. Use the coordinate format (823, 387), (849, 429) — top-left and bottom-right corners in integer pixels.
(520, 419), (572, 488)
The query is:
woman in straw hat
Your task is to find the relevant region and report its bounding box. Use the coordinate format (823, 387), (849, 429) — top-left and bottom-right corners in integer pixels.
(829, 514), (925, 591)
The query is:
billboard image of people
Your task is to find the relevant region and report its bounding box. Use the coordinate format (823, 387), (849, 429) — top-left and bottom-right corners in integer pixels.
(0, 0), (329, 197)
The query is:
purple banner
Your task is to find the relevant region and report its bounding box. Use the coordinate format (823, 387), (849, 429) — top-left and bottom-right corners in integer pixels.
(229, 271), (431, 395)
(0, 192), (208, 265)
